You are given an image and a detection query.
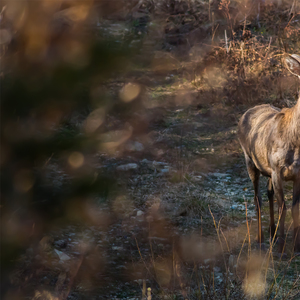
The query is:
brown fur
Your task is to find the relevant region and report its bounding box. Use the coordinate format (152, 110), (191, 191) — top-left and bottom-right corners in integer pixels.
(238, 55), (300, 253)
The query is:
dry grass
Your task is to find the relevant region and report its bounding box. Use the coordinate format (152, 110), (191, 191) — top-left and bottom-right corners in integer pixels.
(2, 0), (300, 299)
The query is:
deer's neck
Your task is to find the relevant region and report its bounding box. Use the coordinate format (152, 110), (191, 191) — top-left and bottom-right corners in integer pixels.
(296, 97), (300, 117)
(282, 98), (300, 145)
(291, 98), (300, 144)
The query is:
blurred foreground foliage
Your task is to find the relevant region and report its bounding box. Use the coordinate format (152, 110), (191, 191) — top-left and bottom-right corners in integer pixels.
(0, 1), (139, 296)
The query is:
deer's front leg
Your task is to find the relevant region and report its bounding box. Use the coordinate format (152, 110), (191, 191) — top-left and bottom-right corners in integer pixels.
(246, 156), (264, 246)
(292, 177), (300, 253)
(272, 171), (286, 253)
(267, 178), (276, 238)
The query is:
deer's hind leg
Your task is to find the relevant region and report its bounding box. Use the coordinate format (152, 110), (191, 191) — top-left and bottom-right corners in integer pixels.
(245, 155), (264, 246)
(267, 178), (276, 239)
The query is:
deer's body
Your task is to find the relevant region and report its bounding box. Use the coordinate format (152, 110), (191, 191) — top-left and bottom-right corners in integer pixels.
(239, 103), (300, 179)
(238, 54), (300, 253)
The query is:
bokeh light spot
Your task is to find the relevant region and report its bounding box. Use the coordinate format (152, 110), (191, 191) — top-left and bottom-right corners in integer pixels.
(84, 108), (105, 133)
(119, 83), (141, 102)
(68, 152), (84, 169)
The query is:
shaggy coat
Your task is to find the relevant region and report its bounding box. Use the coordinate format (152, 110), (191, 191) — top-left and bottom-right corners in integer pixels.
(238, 54), (300, 253)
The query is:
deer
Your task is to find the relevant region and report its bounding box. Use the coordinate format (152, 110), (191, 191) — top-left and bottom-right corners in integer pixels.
(238, 54), (300, 254)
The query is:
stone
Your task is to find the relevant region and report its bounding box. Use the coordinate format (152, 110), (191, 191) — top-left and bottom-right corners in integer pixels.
(117, 163), (138, 171)
(112, 246), (123, 251)
(210, 173), (228, 177)
(136, 210), (144, 217)
(54, 249), (71, 261)
(141, 158), (151, 163)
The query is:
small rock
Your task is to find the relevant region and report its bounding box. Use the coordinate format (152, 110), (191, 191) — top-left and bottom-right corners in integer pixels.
(213, 266), (221, 272)
(192, 175), (202, 181)
(54, 249), (71, 261)
(231, 204), (246, 210)
(116, 264), (127, 270)
(141, 158), (151, 163)
(112, 246), (123, 251)
(117, 163), (138, 171)
(136, 210), (144, 217)
(210, 173), (228, 178)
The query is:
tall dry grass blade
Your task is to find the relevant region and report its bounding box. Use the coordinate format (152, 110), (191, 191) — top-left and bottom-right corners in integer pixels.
(142, 280), (146, 299)
(225, 30), (229, 54)
(244, 200), (251, 258)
